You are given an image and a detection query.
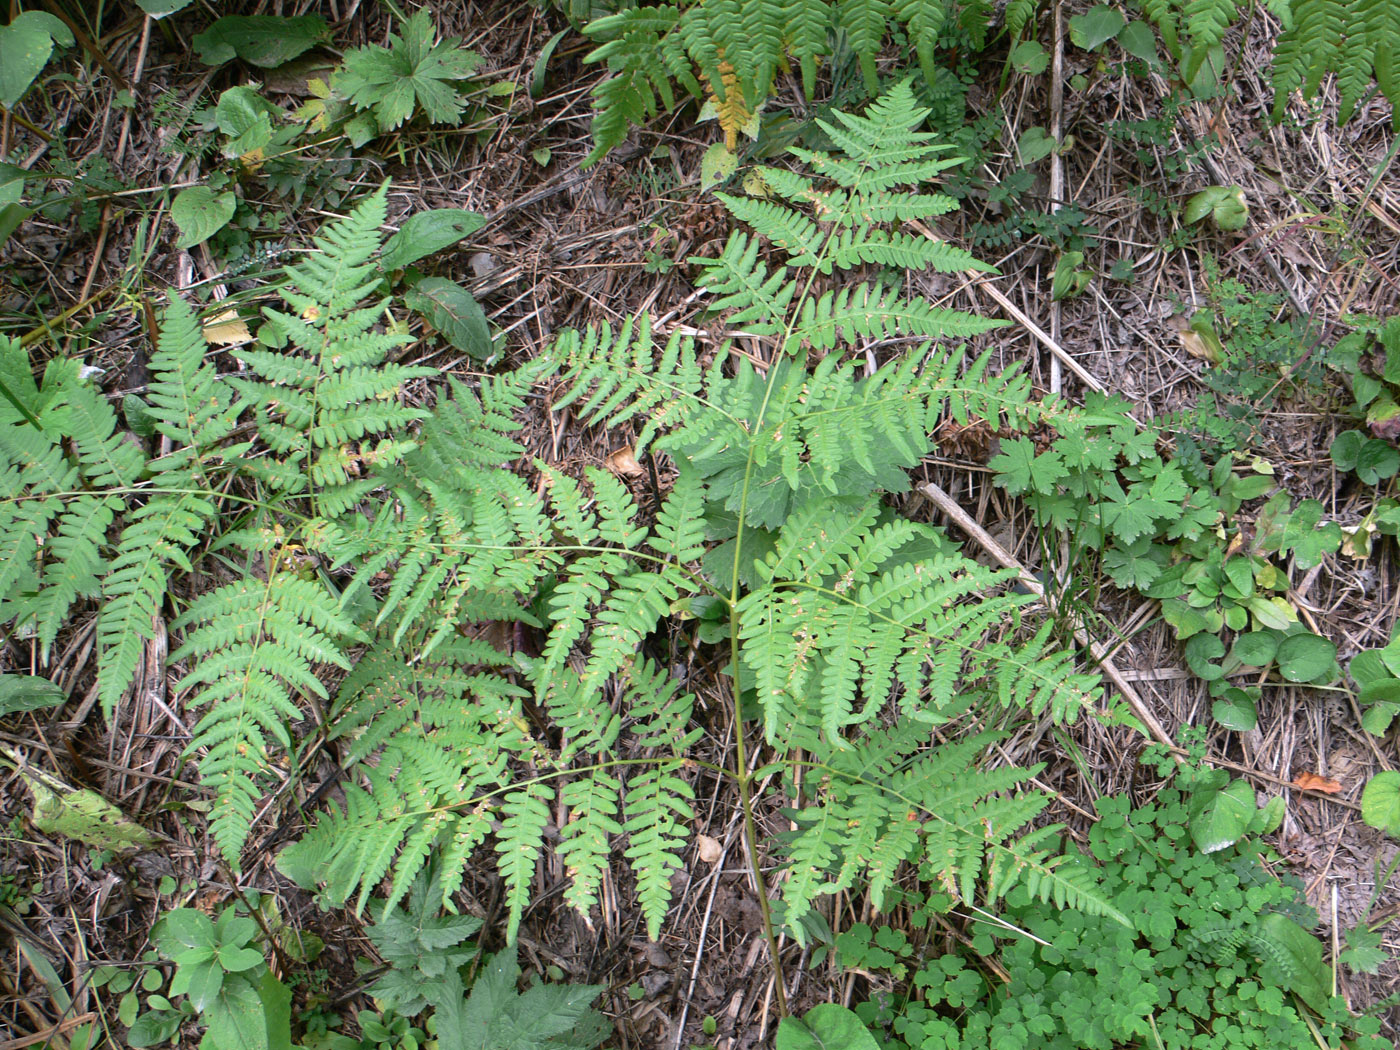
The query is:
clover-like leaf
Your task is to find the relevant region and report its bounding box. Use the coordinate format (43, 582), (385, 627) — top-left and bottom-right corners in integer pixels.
(1183, 185), (1249, 231)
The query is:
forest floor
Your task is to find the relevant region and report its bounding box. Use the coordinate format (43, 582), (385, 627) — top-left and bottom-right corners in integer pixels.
(0, 2), (1398, 1049)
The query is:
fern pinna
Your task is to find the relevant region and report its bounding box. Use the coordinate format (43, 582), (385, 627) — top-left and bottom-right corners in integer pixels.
(283, 83), (1120, 943)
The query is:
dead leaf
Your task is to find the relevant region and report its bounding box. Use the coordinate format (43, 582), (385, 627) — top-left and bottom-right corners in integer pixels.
(696, 833), (722, 863)
(606, 446), (644, 478)
(1293, 771), (1343, 794)
(202, 309), (252, 346)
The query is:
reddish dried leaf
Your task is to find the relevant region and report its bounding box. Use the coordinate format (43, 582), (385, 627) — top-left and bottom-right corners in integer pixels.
(1293, 771), (1343, 794)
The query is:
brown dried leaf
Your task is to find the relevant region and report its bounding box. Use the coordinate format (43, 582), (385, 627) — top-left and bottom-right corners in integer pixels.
(1293, 771), (1343, 794)
(606, 446), (644, 478)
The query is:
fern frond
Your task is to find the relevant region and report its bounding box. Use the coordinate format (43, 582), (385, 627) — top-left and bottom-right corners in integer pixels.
(52, 366), (143, 489)
(496, 782), (554, 942)
(232, 185), (435, 516)
(558, 772), (624, 919)
(1273, 0), (1399, 126)
(29, 495), (117, 657)
(551, 317), (708, 453)
(172, 569), (365, 864)
(623, 765), (695, 940)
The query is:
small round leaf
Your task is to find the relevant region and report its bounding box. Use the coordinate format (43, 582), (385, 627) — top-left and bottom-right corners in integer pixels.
(1275, 632), (1337, 683)
(1361, 771), (1400, 837)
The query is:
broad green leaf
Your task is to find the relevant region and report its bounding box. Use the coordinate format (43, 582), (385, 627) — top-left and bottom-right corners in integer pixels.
(1330, 429), (1364, 470)
(154, 909), (216, 954)
(0, 12), (74, 108)
(20, 766), (160, 853)
(218, 946), (266, 972)
(0, 674), (66, 715)
(776, 1004), (881, 1050)
(126, 1009), (184, 1047)
(1275, 632), (1337, 683)
(1361, 771), (1400, 836)
(1160, 597), (1221, 639)
(1189, 778), (1256, 853)
(1361, 702), (1399, 735)
(380, 208), (486, 271)
(1117, 20), (1158, 62)
(701, 142), (738, 191)
(1349, 649), (1394, 691)
(1009, 39), (1049, 74)
(404, 277), (492, 359)
(1230, 630), (1278, 667)
(134, 0), (194, 16)
(215, 86), (279, 158)
(1245, 595), (1295, 631)
(171, 187), (237, 249)
(1183, 185), (1249, 231)
(206, 974), (275, 1050)
(1018, 126), (1057, 165)
(1185, 633), (1225, 681)
(1355, 438), (1400, 484)
(1256, 913), (1330, 1013)
(1068, 6), (1126, 50)
(193, 15), (329, 68)
(1211, 687), (1258, 731)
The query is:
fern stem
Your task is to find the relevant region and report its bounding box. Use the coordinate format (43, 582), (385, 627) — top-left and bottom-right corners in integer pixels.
(727, 647), (789, 1017)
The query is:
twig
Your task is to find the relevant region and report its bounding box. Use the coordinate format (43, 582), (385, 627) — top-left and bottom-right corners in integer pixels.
(917, 479), (1174, 747)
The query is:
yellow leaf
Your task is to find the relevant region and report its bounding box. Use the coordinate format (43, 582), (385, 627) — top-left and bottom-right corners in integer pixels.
(202, 309), (251, 346)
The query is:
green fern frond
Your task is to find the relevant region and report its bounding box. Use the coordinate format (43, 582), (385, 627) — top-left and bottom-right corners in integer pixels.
(30, 495), (118, 657)
(623, 765), (695, 940)
(496, 783), (554, 942)
(550, 317), (708, 453)
(1004, 0), (1038, 37)
(51, 365), (144, 489)
(231, 185), (435, 517)
(1182, 0), (1238, 78)
(558, 772), (624, 918)
(172, 568), (365, 864)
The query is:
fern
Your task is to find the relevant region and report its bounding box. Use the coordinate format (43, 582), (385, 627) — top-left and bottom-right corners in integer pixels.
(1273, 0), (1400, 125)
(98, 296), (243, 716)
(0, 343), (129, 660)
(281, 85), (1121, 946)
(581, 0), (996, 162)
(229, 183), (434, 518)
(1139, 0), (1399, 126)
(172, 562), (364, 863)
